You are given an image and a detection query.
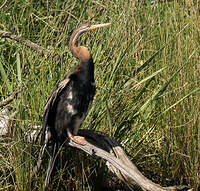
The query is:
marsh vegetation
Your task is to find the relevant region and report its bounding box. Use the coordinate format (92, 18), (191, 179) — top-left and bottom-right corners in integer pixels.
(0, 0), (199, 190)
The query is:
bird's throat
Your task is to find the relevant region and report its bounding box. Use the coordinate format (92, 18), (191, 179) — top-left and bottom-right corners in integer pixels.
(80, 58), (95, 82)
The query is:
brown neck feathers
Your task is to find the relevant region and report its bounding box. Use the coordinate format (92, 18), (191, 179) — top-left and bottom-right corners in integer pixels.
(69, 25), (91, 61)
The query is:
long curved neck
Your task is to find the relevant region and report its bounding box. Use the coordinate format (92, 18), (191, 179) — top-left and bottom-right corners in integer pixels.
(69, 26), (94, 83)
(69, 27), (91, 61)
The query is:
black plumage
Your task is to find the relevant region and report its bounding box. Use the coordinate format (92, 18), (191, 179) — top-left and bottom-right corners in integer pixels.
(43, 58), (95, 145)
(31, 23), (110, 189)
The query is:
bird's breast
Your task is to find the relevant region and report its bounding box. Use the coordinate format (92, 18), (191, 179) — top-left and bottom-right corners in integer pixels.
(66, 81), (95, 114)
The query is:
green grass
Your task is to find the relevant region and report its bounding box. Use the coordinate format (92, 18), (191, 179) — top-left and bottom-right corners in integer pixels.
(0, 0), (200, 190)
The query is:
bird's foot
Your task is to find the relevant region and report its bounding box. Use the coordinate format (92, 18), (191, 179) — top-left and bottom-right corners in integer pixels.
(71, 135), (87, 145)
(67, 129), (87, 145)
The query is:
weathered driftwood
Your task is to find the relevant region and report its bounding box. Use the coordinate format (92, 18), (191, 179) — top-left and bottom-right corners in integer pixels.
(69, 129), (192, 191)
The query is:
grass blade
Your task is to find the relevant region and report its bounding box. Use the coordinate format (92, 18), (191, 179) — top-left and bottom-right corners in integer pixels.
(0, 56), (12, 93)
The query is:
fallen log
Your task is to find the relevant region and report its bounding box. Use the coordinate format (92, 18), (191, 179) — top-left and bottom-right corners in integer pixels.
(69, 129), (192, 191)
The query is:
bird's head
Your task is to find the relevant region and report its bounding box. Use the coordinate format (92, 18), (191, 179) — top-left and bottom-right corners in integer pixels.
(69, 23), (111, 61)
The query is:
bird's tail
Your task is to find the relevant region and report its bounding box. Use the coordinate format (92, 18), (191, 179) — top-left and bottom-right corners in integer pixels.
(41, 111), (49, 145)
(30, 126), (51, 178)
(44, 142), (58, 189)
(33, 110), (49, 144)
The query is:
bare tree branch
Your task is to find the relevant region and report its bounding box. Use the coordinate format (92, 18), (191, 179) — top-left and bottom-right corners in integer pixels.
(0, 0), (7, 9)
(0, 86), (23, 107)
(0, 31), (62, 57)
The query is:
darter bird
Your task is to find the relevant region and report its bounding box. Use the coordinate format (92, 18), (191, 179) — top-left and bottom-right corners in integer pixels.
(31, 23), (111, 188)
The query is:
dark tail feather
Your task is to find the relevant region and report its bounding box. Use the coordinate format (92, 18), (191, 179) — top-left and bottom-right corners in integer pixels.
(34, 128), (42, 144)
(34, 109), (49, 144)
(30, 130), (51, 178)
(41, 112), (49, 146)
(44, 141), (58, 189)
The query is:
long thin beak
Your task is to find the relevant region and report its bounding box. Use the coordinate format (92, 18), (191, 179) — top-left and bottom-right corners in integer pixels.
(89, 23), (111, 30)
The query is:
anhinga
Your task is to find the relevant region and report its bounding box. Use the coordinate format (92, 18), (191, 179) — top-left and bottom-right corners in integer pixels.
(32, 23), (110, 188)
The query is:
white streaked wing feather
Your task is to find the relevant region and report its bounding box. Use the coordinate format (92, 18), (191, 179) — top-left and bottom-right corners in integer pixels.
(44, 78), (70, 113)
